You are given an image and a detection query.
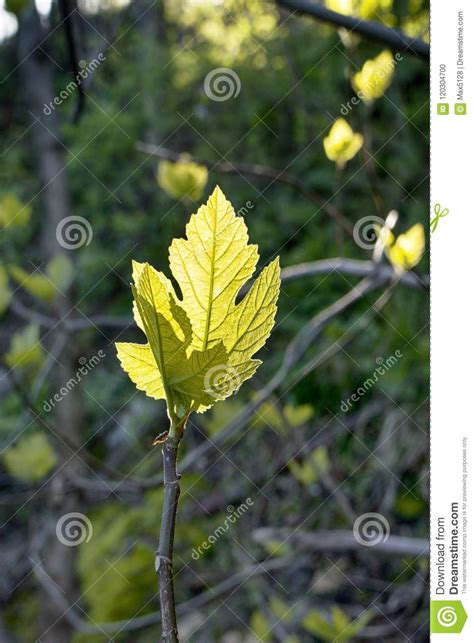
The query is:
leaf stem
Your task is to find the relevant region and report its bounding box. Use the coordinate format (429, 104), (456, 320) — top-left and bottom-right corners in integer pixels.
(156, 427), (183, 642)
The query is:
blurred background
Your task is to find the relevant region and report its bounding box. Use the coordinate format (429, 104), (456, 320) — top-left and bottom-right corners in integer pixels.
(0, 0), (429, 641)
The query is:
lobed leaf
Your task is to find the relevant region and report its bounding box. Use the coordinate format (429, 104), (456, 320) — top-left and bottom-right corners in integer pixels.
(116, 186), (280, 418)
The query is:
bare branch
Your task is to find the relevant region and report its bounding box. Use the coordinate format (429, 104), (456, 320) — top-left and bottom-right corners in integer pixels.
(253, 527), (429, 557)
(8, 259), (426, 331)
(276, 0), (429, 60)
(136, 142), (354, 236)
(32, 555), (291, 634)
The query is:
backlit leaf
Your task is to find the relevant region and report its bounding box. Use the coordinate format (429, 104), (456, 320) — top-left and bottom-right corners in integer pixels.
(116, 186), (280, 419)
(10, 254), (74, 302)
(323, 119), (363, 168)
(5, 323), (44, 370)
(352, 50), (395, 101)
(384, 223), (425, 273)
(3, 432), (57, 482)
(0, 193), (32, 229)
(157, 158), (208, 201)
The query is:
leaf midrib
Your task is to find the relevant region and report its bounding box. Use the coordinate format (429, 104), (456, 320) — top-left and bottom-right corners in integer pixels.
(202, 202), (217, 350)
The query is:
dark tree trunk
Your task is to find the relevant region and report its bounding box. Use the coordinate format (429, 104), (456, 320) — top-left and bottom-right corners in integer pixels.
(18, 7), (86, 642)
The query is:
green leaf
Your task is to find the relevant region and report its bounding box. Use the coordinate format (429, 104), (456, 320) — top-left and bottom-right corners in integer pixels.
(303, 606), (374, 641)
(0, 193), (32, 228)
(169, 185), (279, 369)
(9, 255), (74, 302)
(157, 158), (208, 201)
(116, 186), (280, 417)
(351, 50), (395, 101)
(46, 254), (75, 292)
(5, 323), (44, 370)
(117, 261), (230, 414)
(10, 266), (56, 302)
(384, 223), (425, 274)
(4, 432), (57, 482)
(303, 609), (337, 641)
(250, 610), (272, 641)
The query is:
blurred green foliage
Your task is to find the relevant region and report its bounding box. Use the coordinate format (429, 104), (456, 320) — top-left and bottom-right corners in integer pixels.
(0, 0), (429, 640)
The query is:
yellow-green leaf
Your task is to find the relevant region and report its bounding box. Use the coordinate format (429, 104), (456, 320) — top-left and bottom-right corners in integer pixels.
(116, 186), (280, 418)
(3, 432), (57, 482)
(5, 323), (44, 370)
(325, 1), (393, 20)
(0, 193), (32, 229)
(352, 50), (395, 101)
(169, 186), (259, 350)
(323, 119), (363, 168)
(46, 254), (75, 292)
(303, 606), (373, 642)
(118, 261), (229, 414)
(10, 266), (56, 302)
(10, 254), (74, 302)
(384, 223), (425, 273)
(157, 158), (208, 201)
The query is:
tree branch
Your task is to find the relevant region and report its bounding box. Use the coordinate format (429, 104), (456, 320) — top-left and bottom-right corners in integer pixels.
(32, 554), (291, 634)
(156, 435), (182, 642)
(276, 0), (429, 60)
(179, 275), (381, 472)
(136, 142), (354, 236)
(8, 259), (426, 331)
(58, 0), (85, 123)
(253, 527), (429, 557)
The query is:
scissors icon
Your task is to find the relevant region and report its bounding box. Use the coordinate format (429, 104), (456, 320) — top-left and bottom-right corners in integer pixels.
(430, 203), (449, 233)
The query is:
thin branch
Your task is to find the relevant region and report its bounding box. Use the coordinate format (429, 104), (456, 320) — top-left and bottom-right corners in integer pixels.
(32, 554), (291, 634)
(280, 258), (427, 288)
(156, 435), (182, 642)
(8, 259), (426, 331)
(276, 0), (430, 60)
(136, 142), (354, 236)
(179, 275), (381, 472)
(252, 528), (429, 557)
